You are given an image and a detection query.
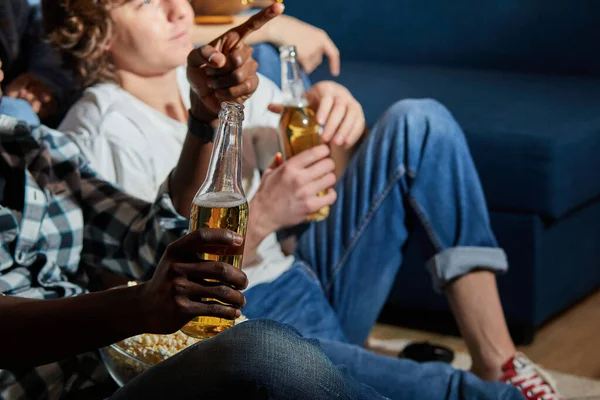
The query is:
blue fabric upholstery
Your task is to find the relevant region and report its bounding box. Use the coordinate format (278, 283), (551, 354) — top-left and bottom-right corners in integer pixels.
(286, 0), (600, 77)
(310, 63), (600, 219)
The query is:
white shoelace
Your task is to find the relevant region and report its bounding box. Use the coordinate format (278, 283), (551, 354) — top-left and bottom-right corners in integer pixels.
(508, 356), (562, 400)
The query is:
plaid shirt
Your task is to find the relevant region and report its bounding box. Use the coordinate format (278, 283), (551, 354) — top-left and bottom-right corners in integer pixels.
(0, 115), (188, 399)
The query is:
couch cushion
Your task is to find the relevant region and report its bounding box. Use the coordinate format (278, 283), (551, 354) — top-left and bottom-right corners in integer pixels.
(288, 0), (600, 77)
(312, 63), (600, 219)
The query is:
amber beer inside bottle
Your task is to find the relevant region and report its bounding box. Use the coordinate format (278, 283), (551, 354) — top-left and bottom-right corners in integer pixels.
(279, 105), (329, 221)
(278, 45), (329, 221)
(181, 192), (248, 339)
(181, 101), (248, 340)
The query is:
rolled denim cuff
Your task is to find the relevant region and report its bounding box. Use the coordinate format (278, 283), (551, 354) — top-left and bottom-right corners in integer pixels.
(426, 247), (508, 293)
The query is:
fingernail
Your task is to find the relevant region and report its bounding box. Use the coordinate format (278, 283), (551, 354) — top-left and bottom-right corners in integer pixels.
(207, 52), (217, 64)
(232, 234), (243, 245)
(235, 309), (242, 318)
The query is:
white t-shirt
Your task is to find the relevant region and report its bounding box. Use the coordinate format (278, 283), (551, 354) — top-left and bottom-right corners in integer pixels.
(59, 68), (294, 288)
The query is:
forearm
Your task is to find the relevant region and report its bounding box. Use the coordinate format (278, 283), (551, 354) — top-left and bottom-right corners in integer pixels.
(243, 198), (275, 263)
(0, 286), (148, 369)
(85, 266), (135, 292)
(191, 16), (275, 46)
(170, 133), (215, 218)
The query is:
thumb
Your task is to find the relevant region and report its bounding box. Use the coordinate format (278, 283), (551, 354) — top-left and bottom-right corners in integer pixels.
(188, 44), (227, 69)
(264, 152), (283, 175)
(268, 103), (285, 115)
(265, 152), (283, 172)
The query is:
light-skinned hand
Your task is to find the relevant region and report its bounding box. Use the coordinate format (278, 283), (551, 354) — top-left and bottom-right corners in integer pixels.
(251, 146), (337, 233)
(268, 81), (366, 148)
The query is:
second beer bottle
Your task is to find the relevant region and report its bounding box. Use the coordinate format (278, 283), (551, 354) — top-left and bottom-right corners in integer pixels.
(278, 45), (330, 221)
(181, 102), (248, 340)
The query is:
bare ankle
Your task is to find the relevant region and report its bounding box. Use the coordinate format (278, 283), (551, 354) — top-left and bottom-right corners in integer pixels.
(471, 362), (503, 381)
(470, 347), (516, 381)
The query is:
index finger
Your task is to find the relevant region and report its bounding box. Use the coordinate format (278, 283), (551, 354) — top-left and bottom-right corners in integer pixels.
(287, 144), (331, 169)
(168, 228), (244, 255)
(188, 44), (226, 69)
(233, 3), (285, 42)
(324, 40), (341, 77)
(268, 103), (285, 115)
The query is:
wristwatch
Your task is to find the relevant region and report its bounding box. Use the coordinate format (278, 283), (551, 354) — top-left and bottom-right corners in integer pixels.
(188, 112), (216, 143)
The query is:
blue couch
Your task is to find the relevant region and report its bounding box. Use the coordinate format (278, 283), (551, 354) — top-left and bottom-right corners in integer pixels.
(276, 0), (600, 343)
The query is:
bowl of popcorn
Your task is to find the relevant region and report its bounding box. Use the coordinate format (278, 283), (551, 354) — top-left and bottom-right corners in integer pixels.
(99, 315), (248, 387)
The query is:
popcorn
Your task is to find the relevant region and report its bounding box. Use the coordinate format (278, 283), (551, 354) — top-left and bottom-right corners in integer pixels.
(102, 315), (250, 386)
(116, 314), (249, 364)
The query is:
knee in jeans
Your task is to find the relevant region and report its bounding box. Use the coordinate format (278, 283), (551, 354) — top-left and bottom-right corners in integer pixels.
(210, 320), (307, 366)
(380, 98), (466, 148)
(229, 319), (302, 342)
(384, 98), (450, 122)
(211, 320), (336, 388)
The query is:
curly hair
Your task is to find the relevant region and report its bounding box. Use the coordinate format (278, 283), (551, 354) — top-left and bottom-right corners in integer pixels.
(42, 0), (123, 88)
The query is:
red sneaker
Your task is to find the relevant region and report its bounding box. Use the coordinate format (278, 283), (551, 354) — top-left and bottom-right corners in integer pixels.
(500, 353), (565, 400)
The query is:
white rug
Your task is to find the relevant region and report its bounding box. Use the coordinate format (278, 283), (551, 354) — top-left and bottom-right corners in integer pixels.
(367, 338), (600, 399)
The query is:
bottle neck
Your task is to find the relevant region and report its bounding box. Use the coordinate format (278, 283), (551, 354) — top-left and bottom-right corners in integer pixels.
(281, 56), (308, 107)
(196, 107), (244, 197)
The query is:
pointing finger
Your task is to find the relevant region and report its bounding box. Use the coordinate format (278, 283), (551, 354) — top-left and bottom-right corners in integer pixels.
(233, 3), (285, 43)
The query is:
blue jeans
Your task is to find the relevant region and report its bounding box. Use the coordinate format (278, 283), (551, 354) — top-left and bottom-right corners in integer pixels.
(0, 97), (40, 127)
(110, 320), (385, 399)
(244, 99), (521, 399)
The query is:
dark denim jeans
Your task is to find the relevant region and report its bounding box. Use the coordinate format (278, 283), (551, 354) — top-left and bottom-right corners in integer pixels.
(111, 320), (385, 400)
(244, 99), (522, 400)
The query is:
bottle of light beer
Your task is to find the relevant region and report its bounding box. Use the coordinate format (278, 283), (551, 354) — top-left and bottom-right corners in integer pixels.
(278, 45), (330, 221)
(181, 102), (249, 340)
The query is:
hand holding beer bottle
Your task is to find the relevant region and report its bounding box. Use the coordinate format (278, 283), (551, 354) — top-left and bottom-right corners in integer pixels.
(268, 80), (366, 151)
(138, 228), (248, 336)
(250, 146), (338, 233)
(305, 80), (366, 148)
(273, 45), (333, 221)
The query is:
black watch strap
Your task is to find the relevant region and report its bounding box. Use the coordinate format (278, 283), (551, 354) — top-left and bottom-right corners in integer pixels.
(188, 112), (215, 143)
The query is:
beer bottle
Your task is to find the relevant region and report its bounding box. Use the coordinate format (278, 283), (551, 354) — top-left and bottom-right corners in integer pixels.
(278, 45), (330, 221)
(181, 102), (249, 339)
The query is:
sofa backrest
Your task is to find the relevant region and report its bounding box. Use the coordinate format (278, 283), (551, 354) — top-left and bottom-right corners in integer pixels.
(286, 0), (600, 76)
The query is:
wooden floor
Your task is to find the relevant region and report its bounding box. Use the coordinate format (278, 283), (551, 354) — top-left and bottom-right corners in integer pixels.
(371, 289), (600, 379)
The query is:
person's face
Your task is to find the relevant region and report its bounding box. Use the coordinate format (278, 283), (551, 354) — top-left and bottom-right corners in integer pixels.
(108, 0), (194, 77)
